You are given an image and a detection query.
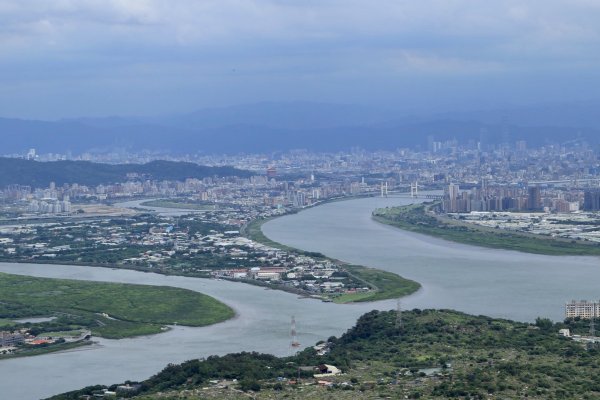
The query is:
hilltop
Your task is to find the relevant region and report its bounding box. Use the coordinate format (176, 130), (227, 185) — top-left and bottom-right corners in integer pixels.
(0, 158), (250, 188)
(50, 309), (600, 399)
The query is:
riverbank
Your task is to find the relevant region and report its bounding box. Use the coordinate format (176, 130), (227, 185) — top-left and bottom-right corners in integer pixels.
(373, 204), (600, 256)
(1, 340), (94, 360)
(140, 199), (215, 210)
(242, 212), (420, 303)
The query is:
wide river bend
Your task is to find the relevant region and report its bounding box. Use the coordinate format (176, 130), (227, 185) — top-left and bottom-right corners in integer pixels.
(2, 195), (600, 398)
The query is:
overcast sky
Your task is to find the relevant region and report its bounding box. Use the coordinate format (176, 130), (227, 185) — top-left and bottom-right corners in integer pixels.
(1, 0), (599, 119)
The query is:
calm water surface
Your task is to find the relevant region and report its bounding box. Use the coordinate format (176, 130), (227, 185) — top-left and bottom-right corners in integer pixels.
(264, 195), (600, 322)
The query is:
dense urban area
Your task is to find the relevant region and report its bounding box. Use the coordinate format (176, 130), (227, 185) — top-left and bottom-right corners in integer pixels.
(3, 138), (600, 396)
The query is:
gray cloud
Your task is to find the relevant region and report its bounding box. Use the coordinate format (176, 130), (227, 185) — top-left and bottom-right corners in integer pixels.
(0, 1), (599, 118)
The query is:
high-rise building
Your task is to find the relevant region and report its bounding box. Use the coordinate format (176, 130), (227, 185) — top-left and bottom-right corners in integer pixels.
(266, 166), (277, 178)
(584, 190), (600, 211)
(566, 300), (600, 319)
(444, 183), (460, 212)
(448, 184), (459, 200)
(527, 186), (541, 210)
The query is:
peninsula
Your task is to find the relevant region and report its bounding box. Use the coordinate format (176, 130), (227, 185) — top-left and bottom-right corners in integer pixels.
(373, 203), (600, 256)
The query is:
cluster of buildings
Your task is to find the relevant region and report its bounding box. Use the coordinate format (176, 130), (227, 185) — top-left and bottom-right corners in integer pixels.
(129, 227), (362, 296)
(0, 331), (24, 347)
(5, 135), (600, 218)
(26, 198), (71, 214)
(2, 173), (383, 217)
(210, 249), (354, 295)
(446, 211), (600, 242)
(0, 328), (71, 356)
(442, 184), (583, 214)
(0, 202), (366, 298)
(7, 135), (600, 190)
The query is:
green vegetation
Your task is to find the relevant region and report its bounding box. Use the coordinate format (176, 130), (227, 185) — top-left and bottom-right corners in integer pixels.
(242, 217), (420, 303)
(334, 265), (420, 303)
(51, 309), (600, 400)
(140, 199), (215, 210)
(373, 204), (600, 256)
(0, 272), (234, 339)
(0, 158), (250, 187)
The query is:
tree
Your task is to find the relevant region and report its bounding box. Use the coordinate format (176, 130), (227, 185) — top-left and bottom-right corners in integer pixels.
(239, 379), (261, 392)
(535, 317), (553, 331)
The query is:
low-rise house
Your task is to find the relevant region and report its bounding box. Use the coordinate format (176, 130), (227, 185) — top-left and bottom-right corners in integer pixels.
(0, 332), (24, 347)
(314, 364), (342, 378)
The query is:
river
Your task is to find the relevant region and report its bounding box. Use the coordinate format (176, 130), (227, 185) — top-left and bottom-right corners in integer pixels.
(0, 263), (386, 399)
(263, 195), (600, 322)
(2, 195), (599, 398)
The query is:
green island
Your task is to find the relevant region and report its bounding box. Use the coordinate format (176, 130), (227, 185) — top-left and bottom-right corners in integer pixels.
(50, 309), (600, 400)
(373, 203), (600, 256)
(0, 272), (233, 357)
(241, 216), (420, 303)
(140, 199), (216, 211)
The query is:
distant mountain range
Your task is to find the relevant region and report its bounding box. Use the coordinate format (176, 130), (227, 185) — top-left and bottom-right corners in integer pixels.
(1, 100), (599, 155)
(0, 158), (250, 188)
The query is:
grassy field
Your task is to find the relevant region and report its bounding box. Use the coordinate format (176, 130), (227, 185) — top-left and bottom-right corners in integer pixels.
(242, 216), (420, 303)
(373, 204), (600, 256)
(38, 329), (84, 338)
(140, 199), (214, 210)
(0, 272), (234, 339)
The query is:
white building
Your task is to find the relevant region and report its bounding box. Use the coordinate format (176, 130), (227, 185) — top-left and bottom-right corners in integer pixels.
(565, 300), (600, 319)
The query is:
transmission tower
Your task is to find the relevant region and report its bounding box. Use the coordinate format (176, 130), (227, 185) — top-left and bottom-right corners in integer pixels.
(290, 315), (300, 350)
(591, 316), (596, 337)
(396, 299), (403, 332)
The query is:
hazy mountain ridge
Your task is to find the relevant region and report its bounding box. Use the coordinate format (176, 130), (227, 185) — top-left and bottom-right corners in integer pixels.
(439, 100), (600, 129)
(1, 101), (599, 155)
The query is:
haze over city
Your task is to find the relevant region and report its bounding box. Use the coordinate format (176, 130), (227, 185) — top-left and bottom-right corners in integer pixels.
(3, 2), (600, 399)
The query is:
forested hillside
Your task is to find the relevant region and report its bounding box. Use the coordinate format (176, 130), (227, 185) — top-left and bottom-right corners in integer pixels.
(0, 158), (250, 187)
(50, 309), (599, 399)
